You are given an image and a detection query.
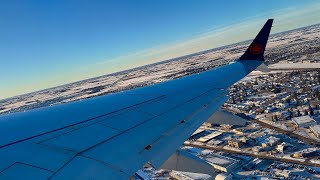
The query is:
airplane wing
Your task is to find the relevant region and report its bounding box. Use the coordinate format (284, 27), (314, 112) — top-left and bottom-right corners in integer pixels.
(0, 19), (273, 179)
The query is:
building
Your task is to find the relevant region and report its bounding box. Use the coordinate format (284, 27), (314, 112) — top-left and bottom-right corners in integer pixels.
(252, 146), (263, 153)
(204, 154), (240, 173)
(228, 139), (243, 148)
(228, 136), (255, 148)
(208, 139), (223, 146)
(291, 115), (317, 128)
(197, 131), (222, 143)
(261, 136), (280, 148)
(292, 148), (320, 158)
(215, 174), (232, 180)
(309, 125), (320, 137)
(276, 142), (297, 153)
(276, 102), (289, 109)
(227, 136), (250, 148)
(243, 158), (264, 170)
(275, 169), (291, 178)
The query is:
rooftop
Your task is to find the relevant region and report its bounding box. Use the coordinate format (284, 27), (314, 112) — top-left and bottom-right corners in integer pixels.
(310, 125), (320, 133)
(269, 62), (320, 70)
(202, 154), (238, 167)
(261, 136), (280, 144)
(292, 115), (316, 124)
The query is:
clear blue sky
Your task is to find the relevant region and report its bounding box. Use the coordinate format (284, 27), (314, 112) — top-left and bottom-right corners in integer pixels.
(0, 0), (319, 99)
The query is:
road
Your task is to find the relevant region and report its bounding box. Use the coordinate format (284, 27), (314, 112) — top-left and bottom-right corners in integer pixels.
(184, 142), (320, 167)
(251, 119), (320, 145)
(222, 107), (320, 145)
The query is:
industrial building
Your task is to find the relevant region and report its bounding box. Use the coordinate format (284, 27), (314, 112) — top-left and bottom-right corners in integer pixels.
(198, 131), (223, 143)
(291, 115), (317, 128)
(309, 125), (320, 137)
(203, 154), (240, 173)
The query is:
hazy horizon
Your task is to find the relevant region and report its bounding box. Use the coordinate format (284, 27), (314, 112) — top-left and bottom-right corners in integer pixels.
(2, 22), (319, 101)
(1, 1), (319, 99)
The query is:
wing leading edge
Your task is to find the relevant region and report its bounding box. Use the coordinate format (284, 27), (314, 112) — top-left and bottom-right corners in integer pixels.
(0, 19), (273, 179)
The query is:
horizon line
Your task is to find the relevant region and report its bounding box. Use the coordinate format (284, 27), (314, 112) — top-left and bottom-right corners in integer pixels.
(2, 22), (319, 101)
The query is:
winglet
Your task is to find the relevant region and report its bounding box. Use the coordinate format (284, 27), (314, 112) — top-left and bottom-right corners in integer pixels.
(239, 19), (273, 61)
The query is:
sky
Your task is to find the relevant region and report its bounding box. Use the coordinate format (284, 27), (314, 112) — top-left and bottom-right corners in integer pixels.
(0, 0), (319, 99)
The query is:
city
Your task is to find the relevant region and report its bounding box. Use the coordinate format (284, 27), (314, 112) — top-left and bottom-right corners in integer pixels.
(0, 23), (319, 179)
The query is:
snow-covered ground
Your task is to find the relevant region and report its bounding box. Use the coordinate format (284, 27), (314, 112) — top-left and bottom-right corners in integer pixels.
(1, 23), (319, 115)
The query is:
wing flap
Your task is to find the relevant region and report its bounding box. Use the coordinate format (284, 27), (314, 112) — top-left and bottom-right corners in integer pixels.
(39, 124), (120, 152)
(0, 143), (74, 175)
(99, 109), (153, 131)
(77, 89), (226, 176)
(0, 93), (163, 148)
(51, 156), (129, 179)
(0, 162), (53, 179)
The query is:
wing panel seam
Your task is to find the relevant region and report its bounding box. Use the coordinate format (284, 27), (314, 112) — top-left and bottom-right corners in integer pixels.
(0, 95), (166, 149)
